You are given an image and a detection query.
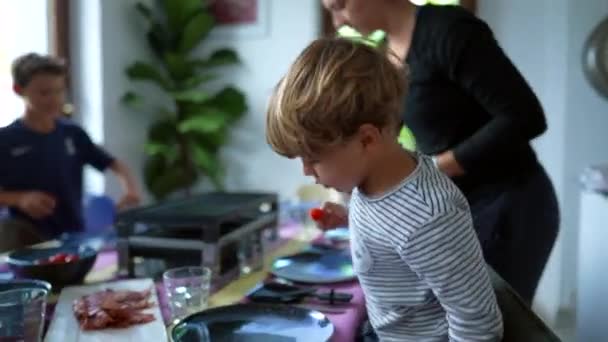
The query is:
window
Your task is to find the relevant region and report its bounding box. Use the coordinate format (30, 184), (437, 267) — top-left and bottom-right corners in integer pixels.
(0, 0), (49, 127)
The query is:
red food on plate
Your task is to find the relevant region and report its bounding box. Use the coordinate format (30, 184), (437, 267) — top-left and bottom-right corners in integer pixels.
(309, 208), (324, 221)
(73, 288), (156, 330)
(63, 254), (80, 263)
(39, 252), (80, 264)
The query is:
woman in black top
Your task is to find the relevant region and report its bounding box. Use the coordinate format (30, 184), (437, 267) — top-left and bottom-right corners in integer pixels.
(322, 0), (559, 305)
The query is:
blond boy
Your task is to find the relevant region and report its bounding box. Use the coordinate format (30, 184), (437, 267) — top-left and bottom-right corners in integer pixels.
(266, 38), (503, 341)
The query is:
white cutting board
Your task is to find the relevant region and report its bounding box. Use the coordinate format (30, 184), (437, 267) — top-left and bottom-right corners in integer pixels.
(44, 278), (168, 342)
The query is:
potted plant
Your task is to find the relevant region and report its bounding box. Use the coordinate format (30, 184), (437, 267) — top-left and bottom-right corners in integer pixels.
(121, 0), (247, 200)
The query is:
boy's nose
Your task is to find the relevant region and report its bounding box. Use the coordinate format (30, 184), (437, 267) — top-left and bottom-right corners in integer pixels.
(302, 162), (315, 177)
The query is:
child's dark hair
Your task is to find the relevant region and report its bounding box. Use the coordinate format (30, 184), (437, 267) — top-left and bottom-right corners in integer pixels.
(11, 53), (67, 88)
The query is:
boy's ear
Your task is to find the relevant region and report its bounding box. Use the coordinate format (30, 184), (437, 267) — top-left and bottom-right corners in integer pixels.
(12, 84), (23, 96)
(358, 123), (381, 149)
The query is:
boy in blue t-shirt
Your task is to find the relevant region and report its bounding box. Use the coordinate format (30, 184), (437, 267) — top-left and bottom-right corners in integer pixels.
(0, 53), (141, 251)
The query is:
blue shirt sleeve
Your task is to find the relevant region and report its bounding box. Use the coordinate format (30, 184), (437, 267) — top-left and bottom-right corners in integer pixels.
(73, 126), (115, 171)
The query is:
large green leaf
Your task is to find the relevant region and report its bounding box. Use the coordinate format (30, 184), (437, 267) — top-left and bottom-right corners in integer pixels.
(144, 142), (168, 156)
(135, 2), (153, 22)
(144, 142), (179, 163)
(207, 87), (247, 120)
(172, 89), (212, 103)
(179, 73), (217, 89)
(178, 110), (228, 134)
(146, 159), (198, 200)
(126, 61), (171, 89)
(194, 49), (240, 69)
(162, 0), (203, 33)
(146, 22), (171, 59)
(120, 91), (145, 108)
(164, 52), (194, 81)
(148, 118), (177, 142)
(191, 144), (217, 172)
(178, 12), (214, 54)
(191, 144), (224, 189)
(189, 129), (227, 151)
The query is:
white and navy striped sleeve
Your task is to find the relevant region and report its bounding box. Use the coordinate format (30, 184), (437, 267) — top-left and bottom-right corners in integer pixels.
(396, 208), (504, 341)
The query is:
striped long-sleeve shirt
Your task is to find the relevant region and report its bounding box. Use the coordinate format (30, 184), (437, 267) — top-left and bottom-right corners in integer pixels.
(349, 154), (503, 341)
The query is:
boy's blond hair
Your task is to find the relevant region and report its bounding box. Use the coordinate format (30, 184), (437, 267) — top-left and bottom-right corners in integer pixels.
(266, 37), (407, 158)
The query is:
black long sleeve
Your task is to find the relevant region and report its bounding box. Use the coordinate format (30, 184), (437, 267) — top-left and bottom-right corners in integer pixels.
(403, 5), (546, 192)
(440, 11), (546, 170)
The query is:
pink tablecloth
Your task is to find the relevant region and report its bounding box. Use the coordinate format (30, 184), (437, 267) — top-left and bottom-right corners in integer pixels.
(91, 250), (366, 341)
(321, 281), (366, 342)
(11, 222), (366, 342)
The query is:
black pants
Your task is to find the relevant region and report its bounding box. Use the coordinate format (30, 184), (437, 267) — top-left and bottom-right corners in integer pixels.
(467, 164), (559, 304)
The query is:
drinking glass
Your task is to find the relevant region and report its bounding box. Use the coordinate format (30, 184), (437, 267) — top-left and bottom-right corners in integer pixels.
(0, 288), (48, 342)
(163, 266), (212, 324)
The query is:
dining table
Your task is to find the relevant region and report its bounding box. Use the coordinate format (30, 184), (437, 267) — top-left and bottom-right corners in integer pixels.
(1, 221), (563, 342)
(0, 222), (367, 342)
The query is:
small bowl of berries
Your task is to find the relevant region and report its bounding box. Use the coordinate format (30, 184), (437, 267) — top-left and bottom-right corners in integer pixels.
(6, 245), (97, 290)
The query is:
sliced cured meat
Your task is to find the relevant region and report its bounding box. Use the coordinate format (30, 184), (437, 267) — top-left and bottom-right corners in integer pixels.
(72, 288), (156, 330)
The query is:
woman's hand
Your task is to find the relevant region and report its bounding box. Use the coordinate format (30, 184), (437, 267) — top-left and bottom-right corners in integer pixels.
(435, 150), (466, 177)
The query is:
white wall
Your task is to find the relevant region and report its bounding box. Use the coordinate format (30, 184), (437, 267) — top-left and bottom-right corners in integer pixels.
(72, 0), (319, 203)
(198, 1), (321, 199)
(578, 192), (608, 340)
(480, 0), (608, 326)
(563, 0), (608, 311)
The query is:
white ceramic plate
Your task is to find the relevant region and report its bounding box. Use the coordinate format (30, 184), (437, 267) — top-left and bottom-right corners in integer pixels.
(44, 278), (167, 342)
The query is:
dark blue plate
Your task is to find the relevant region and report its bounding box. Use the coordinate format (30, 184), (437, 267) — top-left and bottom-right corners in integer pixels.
(271, 247), (355, 284)
(171, 304), (334, 342)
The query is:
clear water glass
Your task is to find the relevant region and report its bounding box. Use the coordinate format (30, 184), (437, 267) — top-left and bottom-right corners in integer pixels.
(0, 288), (48, 342)
(163, 266), (212, 324)
(237, 232), (264, 276)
